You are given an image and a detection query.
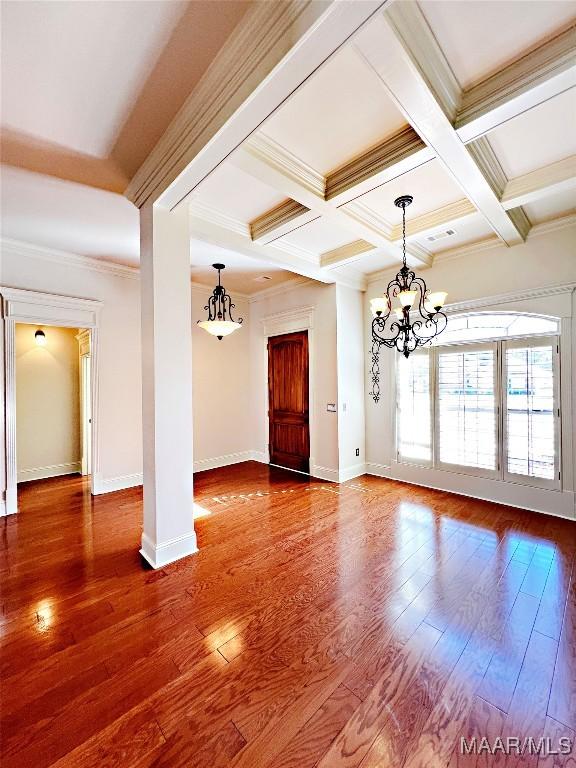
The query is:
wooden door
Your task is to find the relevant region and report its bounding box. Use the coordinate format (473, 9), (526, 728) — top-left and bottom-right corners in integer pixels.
(268, 331), (310, 473)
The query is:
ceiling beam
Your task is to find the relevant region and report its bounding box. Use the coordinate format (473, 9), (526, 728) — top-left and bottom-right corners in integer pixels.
(234, 132), (431, 267)
(355, 1), (530, 246)
(248, 126), (433, 247)
(189, 212), (329, 284)
(500, 155), (576, 210)
(126, 0), (387, 210)
(456, 25), (576, 144)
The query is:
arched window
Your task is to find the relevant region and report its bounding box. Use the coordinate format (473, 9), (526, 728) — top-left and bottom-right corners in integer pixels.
(431, 312), (559, 345)
(397, 312), (561, 490)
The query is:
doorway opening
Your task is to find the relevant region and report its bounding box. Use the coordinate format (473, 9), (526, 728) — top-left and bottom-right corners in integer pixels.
(268, 330), (310, 474)
(15, 323), (91, 491)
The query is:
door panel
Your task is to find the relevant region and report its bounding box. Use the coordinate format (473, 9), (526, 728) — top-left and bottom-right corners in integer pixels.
(268, 331), (310, 473)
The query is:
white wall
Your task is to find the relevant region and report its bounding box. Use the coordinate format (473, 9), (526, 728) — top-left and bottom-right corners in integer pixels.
(365, 222), (576, 519)
(191, 284), (253, 469)
(336, 284), (366, 481)
(16, 323), (81, 481)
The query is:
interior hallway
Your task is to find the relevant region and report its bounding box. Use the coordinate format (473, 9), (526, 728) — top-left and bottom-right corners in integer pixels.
(1, 463), (575, 768)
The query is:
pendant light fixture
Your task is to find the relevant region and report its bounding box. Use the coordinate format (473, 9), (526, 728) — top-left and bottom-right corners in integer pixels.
(197, 263), (243, 340)
(370, 195), (448, 402)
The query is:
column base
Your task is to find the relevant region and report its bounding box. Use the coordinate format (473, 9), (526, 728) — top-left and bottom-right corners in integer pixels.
(140, 530), (198, 569)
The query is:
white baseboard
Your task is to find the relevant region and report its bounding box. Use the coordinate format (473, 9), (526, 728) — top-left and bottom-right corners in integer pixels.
(18, 461), (81, 483)
(194, 450), (264, 473)
(311, 464), (339, 483)
(92, 472), (143, 495)
(367, 461), (576, 521)
(140, 530), (198, 569)
(339, 462), (367, 483)
(92, 452), (267, 495)
(0, 498), (5, 517)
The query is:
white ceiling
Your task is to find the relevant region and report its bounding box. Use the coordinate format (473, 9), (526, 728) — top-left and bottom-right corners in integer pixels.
(189, 242), (301, 295)
(420, 0), (576, 89)
(1, 1), (187, 157)
(191, 164), (285, 223)
(1, 0), (575, 292)
(261, 44), (408, 175)
(487, 90), (576, 178)
(354, 159), (466, 226)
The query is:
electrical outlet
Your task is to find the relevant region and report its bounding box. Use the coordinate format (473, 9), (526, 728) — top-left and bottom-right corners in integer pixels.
(355, 448), (360, 457)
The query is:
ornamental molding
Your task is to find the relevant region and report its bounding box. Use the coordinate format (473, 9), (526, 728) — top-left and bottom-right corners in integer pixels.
(250, 199), (311, 242)
(0, 237), (139, 279)
(325, 126), (428, 200)
(456, 24), (576, 132)
(245, 133), (326, 199)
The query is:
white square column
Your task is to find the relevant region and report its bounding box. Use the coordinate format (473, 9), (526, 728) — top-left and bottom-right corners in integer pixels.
(139, 203), (197, 568)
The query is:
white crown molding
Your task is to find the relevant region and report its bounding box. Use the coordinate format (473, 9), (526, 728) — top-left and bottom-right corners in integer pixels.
(456, 24), (576, 143)
(189, 199), (250, 238)
(250, 199), (312, 242)
(444, 283), (576, 315)
(344, 200), (394, 240)
(325, 126), (429, 200)
(249, 277), (315, 304)
(501, 156), (576, 210)
(246, 133), (325, 199)
(321, 239), (374, 268)
(0, 237), (139, 279)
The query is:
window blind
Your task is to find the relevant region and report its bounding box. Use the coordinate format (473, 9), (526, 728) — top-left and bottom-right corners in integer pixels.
(396, 351), (431, 463)
(505, 342), (556, 480)
(437, 345), (497, 471)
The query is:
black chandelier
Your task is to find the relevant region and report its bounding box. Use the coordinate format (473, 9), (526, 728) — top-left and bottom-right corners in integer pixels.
(197, 263), (243, 340)
(370, 195), (448, 402)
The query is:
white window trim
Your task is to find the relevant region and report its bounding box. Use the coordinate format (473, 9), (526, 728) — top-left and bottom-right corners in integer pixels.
(502, 335), (561, 491)
(394, 325), (562, 493)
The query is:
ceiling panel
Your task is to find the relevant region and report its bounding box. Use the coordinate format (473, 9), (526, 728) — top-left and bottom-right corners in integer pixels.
(420, 0), (576, 89)
(522, 188), (576, 224)
(487, 90), (576, 179)
(353, 159), (465, 225)
(415, 212), (495, 255)
(193, 162), (286, 223)
(278, 217), (358, 256)
(261, 43), (407, 175)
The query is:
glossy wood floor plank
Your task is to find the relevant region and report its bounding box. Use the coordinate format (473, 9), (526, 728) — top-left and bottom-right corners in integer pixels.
(1, 464), (575, 768)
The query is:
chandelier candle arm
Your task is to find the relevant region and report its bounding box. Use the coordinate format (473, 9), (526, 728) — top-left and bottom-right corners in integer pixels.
(370, 195), (448, 402)
(197, 263), (243, 340)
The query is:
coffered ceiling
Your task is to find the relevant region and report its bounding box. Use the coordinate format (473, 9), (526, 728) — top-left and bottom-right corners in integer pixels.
(1, 0), (575, 294)
(186, 0), (575, 289)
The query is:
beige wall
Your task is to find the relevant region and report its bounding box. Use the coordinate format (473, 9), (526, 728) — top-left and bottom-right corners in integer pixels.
(16, 324), (81, 481)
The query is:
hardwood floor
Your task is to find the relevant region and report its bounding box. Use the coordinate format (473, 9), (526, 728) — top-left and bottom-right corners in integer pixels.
(1, 462), (575, 767)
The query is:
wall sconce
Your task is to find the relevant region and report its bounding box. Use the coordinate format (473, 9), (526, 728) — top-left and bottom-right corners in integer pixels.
(35, 329), (46, 346)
